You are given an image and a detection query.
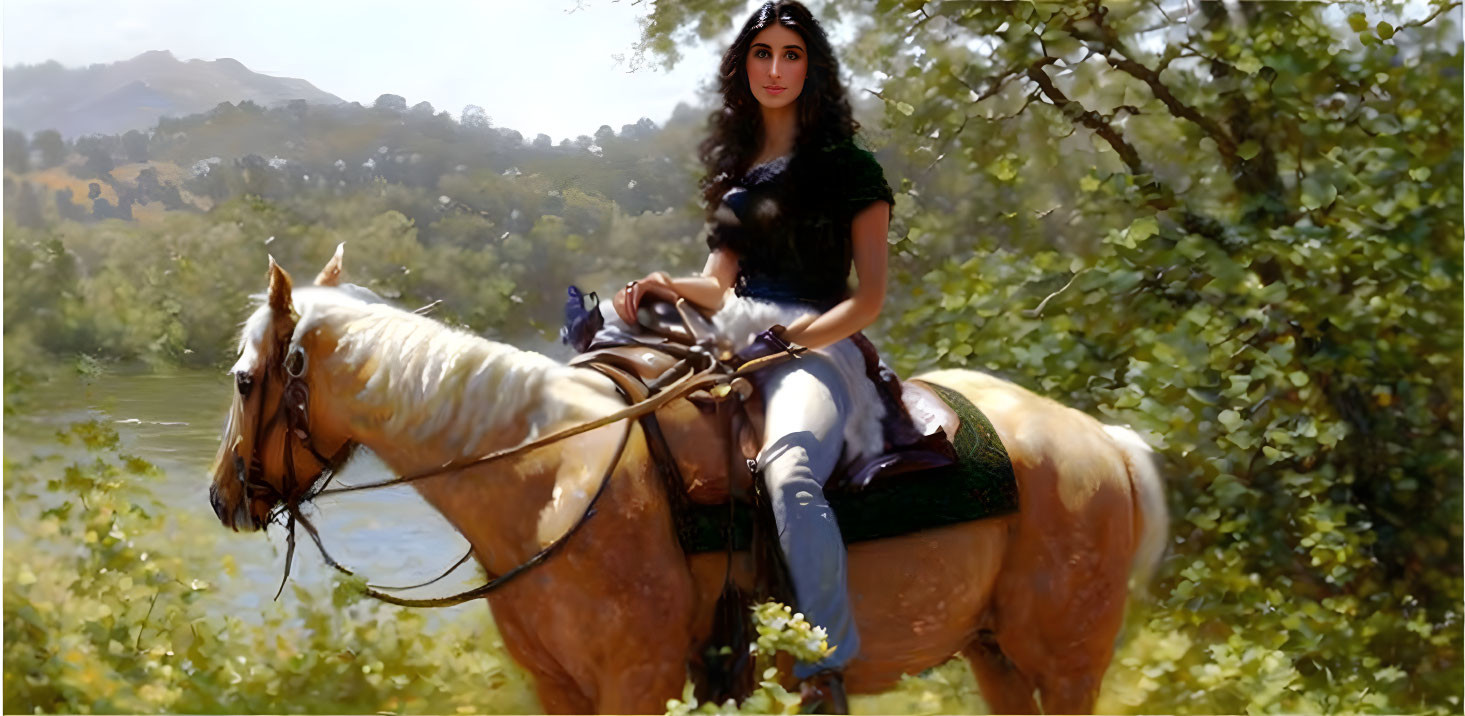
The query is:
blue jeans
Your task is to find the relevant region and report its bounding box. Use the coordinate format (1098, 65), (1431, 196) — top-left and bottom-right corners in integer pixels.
(755, 350), (859, 678)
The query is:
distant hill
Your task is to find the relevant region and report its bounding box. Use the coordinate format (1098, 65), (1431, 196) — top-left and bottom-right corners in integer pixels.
(2, 50), (344, 138)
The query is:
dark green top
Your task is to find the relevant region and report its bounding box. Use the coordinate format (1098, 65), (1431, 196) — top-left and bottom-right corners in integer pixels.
(705, 137), (895, 310)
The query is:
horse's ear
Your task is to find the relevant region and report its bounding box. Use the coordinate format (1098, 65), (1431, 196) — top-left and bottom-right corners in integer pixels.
(314, 243), (345, 286)
(267, 256), (296, 340)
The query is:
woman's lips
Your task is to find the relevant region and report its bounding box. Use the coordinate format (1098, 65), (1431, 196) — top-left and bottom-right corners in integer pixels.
(765, 86), (786, 95)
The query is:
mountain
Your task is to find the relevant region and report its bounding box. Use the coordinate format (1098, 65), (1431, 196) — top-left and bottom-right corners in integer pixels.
(2, 50), (345, 138)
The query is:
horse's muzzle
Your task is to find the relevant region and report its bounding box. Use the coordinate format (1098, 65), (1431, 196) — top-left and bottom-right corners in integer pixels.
(210, 481), (260, 531)
(209, 482), (229, 525)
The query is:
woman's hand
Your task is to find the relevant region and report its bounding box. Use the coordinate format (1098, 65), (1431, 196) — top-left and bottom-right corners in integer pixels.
(613, 271), (679, 326)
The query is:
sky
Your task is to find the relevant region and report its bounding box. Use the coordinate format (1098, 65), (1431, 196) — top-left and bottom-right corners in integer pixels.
(1, 0), (745, 143)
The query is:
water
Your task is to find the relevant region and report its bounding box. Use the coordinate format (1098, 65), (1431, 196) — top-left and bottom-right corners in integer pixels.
(4, 366), (486, 613)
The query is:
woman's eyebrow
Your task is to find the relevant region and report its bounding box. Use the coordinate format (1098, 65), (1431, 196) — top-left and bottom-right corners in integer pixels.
(751, 42), (805, 51)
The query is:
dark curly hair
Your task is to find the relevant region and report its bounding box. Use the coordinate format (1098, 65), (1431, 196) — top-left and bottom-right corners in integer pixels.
(696, 0), (860, 215)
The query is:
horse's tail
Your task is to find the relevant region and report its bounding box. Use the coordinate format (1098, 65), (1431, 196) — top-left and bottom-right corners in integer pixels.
(1102, 424), (1168, 594)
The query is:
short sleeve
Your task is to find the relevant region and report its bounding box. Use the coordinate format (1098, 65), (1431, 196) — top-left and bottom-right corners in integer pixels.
(705, 198), (746, 253)
(841, 143), (895, 217)
(706, 184), (759, 253)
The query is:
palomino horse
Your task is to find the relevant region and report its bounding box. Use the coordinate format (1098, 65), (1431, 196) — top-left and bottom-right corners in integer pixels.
(208, 249), (1167, 714)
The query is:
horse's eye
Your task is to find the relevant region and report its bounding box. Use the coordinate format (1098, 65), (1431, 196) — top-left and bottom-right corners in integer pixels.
(236, 373), (253, 398)
(285, 346), (308, 378)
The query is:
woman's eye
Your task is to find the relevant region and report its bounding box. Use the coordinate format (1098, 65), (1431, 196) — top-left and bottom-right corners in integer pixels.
(786, 52), (800, 61)
(755, 49), (770, 59)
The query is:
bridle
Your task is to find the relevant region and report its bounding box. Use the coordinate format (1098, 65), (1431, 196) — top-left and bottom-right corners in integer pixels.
(235, 341), (357, 599)
(237, 336), (801, 608)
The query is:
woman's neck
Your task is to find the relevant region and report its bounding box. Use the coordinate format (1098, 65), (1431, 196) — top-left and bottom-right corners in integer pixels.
(758, 105), (798, 162)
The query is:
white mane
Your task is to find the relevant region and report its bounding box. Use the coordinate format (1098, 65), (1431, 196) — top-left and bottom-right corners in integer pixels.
(233, 286), (624, 457)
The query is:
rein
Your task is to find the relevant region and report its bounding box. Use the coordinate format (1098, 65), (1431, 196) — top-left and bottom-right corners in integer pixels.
(248, 341), (803, 608)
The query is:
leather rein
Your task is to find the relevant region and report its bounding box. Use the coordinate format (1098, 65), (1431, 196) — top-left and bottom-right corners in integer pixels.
(243, 339), (799, 608)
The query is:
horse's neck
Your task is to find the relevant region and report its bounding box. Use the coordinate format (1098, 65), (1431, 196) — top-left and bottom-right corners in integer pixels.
(316, 313), (628, 571)
(322, 316), (613, 468)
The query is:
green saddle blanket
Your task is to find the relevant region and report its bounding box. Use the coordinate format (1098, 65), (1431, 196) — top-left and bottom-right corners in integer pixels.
(683, 381), (1018, 554)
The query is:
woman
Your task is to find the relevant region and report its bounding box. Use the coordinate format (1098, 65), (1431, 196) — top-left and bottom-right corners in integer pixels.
(610, 0), (894, 703)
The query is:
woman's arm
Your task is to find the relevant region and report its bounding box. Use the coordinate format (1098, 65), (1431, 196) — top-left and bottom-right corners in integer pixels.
(778, 200), (890, 350)
(613, 247), (740, 325)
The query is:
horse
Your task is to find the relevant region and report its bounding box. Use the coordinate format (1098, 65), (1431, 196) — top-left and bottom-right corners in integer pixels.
(207, 248), (1167, 714)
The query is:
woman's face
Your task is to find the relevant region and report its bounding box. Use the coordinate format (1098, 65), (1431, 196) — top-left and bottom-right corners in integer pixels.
(745, 24), (807, 110)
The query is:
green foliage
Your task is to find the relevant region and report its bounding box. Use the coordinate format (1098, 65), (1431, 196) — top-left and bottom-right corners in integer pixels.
(3, 421), (540, 714)
(635, 0), (1464, 713)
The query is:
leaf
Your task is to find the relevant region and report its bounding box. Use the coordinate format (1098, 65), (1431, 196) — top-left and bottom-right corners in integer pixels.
(1376, 21), (1395, 40)
(1218, 409), (1243, 432)
(1237, 140), (1262, 161)
(1127, 216), (1159, 243)
(1300, 176), (1338, 210)
(1348, 12), (1369, 32)
(894, 101), (915, 116)
(1235, 54), (1263, 75)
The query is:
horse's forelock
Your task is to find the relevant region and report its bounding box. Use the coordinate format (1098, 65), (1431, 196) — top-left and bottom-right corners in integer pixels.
(234, 284), (387, 374)
(233, 298), (274, 376)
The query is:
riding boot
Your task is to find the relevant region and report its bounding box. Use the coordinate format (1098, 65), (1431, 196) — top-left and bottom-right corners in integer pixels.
(799, 669), (850, 714)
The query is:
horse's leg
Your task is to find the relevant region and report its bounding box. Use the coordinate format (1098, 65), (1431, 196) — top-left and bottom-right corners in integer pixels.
(922, 369), (1137, 715)
(995, 453), (1136, 715)
(962, 633), (1040, 715)
(490, 602), (595, 714)
(1034, 672), (1103, 715)
(531, 671), (596, 715)
(593, 656), (690, 714)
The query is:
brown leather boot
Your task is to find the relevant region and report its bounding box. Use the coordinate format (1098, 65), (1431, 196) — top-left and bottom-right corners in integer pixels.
(799, 669), (849, 714)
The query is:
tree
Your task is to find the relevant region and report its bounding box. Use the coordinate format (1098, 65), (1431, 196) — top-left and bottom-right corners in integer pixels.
(31, 129), (66, 169)
(374, 94), (407, 112)
(78, 145), (113, 177)
(533, 133), (554, 150)
(4, 177), (44, 227)
(461, 104), (491, 129)
(620, 117), (658, 140)
(121, 129), (149, 163)
(53, 187), (86, 221)
(4, 128), (29, 172)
